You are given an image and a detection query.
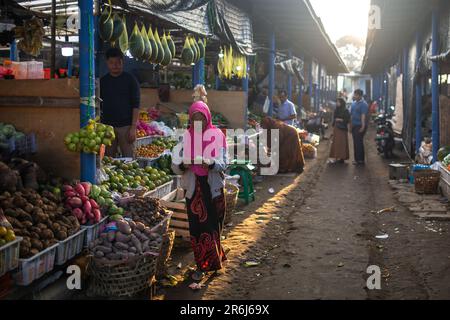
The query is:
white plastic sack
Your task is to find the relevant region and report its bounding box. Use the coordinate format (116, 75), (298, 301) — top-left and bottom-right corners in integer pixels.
(263, 96), (270, 114)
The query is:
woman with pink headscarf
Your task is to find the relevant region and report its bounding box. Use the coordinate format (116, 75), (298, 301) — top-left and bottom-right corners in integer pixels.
(172, 101), (229, 281)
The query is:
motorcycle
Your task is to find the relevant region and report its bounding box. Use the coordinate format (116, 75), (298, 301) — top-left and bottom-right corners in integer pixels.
(375, 117), (395, 158)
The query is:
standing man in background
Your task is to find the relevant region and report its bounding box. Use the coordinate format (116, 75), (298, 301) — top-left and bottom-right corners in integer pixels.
(100, 48), (140, 158)
(350, 89), (369, 165)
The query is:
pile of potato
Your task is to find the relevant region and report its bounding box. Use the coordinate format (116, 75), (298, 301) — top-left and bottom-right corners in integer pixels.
(89, 218), (162, 262)
(0, 189), (80, 258)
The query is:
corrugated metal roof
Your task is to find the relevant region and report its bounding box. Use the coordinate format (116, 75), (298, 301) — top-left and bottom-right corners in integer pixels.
(361, 0), (432, 74)
(247, 0), (348, 74)
(13, 0), (253, 51)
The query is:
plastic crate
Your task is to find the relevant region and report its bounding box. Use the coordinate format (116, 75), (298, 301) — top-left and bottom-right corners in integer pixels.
(13, 243), (58, 286)
(156, 180), (174, 199)
(0, 237), (22, 277)
(80, 216), (108, 248)
(55, 229), (86, 265)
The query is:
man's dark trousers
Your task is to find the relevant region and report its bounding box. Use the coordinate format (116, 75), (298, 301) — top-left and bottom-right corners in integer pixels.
(352, 126), (366, 163)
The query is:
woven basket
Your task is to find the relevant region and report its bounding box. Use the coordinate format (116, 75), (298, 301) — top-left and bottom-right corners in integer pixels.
(87, 254), (159, 298)
(413, 169), (441, 194)
(224, 184), (239, 225)
(156, 231), (175, 279)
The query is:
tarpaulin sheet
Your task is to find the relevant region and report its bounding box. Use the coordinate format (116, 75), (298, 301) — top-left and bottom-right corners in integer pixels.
(123, 0), (253, 54)
(119, 0), (211, 13)
(124, 0), (211, 36)
(275, 57), (305, 84)
(207, 0), (253, 54)
(393, 74), (404, 136)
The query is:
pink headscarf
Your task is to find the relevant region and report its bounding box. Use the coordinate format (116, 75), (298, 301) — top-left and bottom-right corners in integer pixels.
(183, 101), (226, 176)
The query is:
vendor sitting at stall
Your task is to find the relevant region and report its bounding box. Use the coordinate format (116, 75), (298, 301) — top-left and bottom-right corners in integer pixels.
(171, 101), (229, 281)
(100, 48), (140, 158)
(262, 116), (305, 174)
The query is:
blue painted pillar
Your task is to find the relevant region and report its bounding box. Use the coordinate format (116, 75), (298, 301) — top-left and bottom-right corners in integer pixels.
(431, 5), (440, 162)
(403, 47), (409, 132)
(10, 40), (17, 61)
(287, 49), (293, 100)
(79, 0), (96, 183)
(268, 32), (276, 117)
(198, 58), (205, 85)
(316, 64), (321, 111)
(94, 0), (100, 79)
(215, 75), (221, 90)
(415, 32), (423, 153)
(373, 75), (379, 102)
(67, 56), (73, 78)
(309, 60), (313, 109)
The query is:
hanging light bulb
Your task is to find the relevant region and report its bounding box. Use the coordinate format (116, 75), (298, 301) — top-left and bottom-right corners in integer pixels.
(61, 46), (74, 57)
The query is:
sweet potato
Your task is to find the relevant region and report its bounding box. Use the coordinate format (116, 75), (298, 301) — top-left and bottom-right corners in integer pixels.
(62, 185), (74, 192)
(115, 231), (130, 243)
(93, 209), (101, 223)
(128, 247), (137, 253)
(83, 201), (92, 215)
(67, 197), (83, 209)
(136, 222), (146, 232)
(72, 208), (83, 220)
(81, 182), (91, 196)
(89, 199), (99, 210)
(114, 242), (129, 251)
(128, 220), (137, 230)
(116, 252), (129, 260)
(130, 234), (142, 253)
(75, 183), (85, 197)
(105, 253), (121, 260)
(95, 245), (112, 254)
(117, 220), (132, 235)
(64, 191), (77, 198)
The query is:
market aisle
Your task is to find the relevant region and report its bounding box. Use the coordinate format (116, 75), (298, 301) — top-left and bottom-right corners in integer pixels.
(247, 134), (374, 299)
(162, 127), (450, 300)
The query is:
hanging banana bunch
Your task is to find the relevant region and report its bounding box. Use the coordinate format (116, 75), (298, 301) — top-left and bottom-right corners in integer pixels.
(217, 46), (225, 78)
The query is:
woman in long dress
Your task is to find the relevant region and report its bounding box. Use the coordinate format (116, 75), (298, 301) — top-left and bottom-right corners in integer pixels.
(172, 101), (228, 281)
(329, 98), (350, 163)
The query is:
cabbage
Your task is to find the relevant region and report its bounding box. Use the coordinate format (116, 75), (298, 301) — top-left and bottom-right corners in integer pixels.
(2, 124), (16, 138)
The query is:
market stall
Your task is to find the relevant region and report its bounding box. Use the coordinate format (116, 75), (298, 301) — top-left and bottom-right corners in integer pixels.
(0, 0), (259, 298)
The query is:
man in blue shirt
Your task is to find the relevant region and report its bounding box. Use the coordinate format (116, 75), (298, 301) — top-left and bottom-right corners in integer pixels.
(276, 90), (297, 126)
(350, 89), (369, 165)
